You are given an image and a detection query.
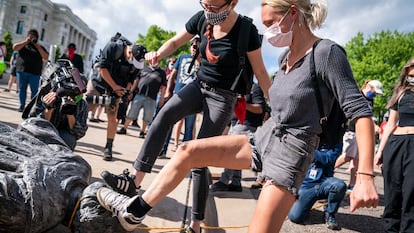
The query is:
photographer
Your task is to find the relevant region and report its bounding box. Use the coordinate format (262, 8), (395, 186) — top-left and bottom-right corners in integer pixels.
(87, 33), (146, 160)
(13, 29), (49, 112)
(40, 89), (88, 151)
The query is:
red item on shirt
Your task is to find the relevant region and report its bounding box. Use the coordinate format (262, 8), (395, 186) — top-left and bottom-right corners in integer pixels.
(234, 96), (246, 124)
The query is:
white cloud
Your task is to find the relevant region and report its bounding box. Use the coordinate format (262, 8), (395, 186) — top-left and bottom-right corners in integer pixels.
(52, 0), (414, 74)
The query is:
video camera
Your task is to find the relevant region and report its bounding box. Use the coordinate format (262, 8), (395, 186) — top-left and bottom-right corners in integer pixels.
(41, 59), (86, 114)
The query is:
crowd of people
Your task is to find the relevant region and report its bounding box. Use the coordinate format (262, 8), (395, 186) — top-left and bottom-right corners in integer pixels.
(1, 0), (414, 232)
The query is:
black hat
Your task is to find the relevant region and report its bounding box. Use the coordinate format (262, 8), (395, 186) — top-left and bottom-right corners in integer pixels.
(131, 44), (147, 69)
(68, 43), (76, 49)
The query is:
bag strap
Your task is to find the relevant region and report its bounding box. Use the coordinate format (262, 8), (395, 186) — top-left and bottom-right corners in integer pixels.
(310, 39), (327, 125)
(230, 15), (252, 91)
(187, 49), (200, 74)
(187, 13), (207, 73)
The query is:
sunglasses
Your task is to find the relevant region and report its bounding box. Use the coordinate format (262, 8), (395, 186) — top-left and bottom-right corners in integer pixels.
(199, 0), (230, 13)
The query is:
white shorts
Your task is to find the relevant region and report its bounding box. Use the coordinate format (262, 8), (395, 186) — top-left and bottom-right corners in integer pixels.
(342, 131), (358, 159)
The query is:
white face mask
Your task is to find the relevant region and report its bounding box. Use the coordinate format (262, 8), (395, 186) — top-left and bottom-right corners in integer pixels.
(264, 10), (294, 48)
(406, 75), (414, 86)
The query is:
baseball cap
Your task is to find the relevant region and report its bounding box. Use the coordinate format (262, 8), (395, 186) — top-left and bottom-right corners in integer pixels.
(131, 44), (147, 69)
(368, 80), (383, 95)
(191, 35), (201, 43)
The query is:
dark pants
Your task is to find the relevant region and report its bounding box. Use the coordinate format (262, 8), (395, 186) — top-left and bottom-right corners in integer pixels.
(382, 134), (414, 233)
(133, 80), (237, 220)
(288, 177), (346, 223)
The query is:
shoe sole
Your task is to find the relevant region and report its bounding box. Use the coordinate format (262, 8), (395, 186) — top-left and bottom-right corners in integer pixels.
(96, 188), (111, 212)
(96, 188), (142, 231)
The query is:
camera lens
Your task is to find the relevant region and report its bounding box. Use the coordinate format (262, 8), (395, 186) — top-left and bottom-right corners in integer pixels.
(31, 38), (38, 44)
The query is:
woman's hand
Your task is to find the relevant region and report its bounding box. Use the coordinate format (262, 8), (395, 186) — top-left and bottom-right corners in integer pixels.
(145, 51), (160, 67)
(350, 174), (379, 212)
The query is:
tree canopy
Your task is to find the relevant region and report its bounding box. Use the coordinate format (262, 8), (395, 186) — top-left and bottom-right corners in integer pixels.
(345, 30), (414, 120)
(135, 25), (191, 68)
(2, 31), (13, 62)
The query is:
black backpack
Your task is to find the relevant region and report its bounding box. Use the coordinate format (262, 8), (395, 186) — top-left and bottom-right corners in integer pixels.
(310, 40), (347, 148)
(197, 14), (260, 95)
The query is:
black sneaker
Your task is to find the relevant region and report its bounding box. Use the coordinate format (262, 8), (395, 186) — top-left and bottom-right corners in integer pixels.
(209, 181), (229, 192)
(3, 88), (10, 92)
(131, 120), (140, 128)
(17, 106), (24, 112)
(180, 225), (201, 233)
(158, 149), (167, 158)
(101, 169), (139, 197)
(103, 147), (112, 161)
(324, 212), (341, 230)
(228, 183), (243, 192)
(117, 127), (127, 135)
(138, 131), (145, 138)
(89, 118), (100, 123)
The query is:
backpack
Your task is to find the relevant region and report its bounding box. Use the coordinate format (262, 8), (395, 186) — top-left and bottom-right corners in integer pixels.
(310, 40), (347, 148)
(197, 14), (260, 95)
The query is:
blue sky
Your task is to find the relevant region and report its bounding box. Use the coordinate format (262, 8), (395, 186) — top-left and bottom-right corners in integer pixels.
(52, 0), (414, 74)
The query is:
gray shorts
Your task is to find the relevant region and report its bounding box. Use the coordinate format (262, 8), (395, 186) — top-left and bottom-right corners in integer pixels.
(249, 119), (319, 196)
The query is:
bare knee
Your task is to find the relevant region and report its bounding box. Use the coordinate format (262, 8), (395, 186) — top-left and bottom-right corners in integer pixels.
(173, 142), (195, 164)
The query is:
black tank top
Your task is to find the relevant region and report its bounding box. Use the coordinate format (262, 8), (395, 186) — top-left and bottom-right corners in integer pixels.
(391, 90), (414, 126)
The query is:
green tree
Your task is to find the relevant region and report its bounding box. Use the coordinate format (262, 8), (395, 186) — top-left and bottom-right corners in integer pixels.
(345, 30), (414, 120)
(2, 30), (14, 62)
(55, 45), (61, 62)
(135, 25), (191, 68)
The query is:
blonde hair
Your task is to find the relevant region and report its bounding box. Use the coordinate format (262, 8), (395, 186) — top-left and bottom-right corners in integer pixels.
(387, 57), (414, 108)
(261, 0), (327, 30)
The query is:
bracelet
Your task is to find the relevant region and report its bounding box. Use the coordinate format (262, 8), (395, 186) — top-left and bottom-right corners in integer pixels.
(356, 171), (376, 177)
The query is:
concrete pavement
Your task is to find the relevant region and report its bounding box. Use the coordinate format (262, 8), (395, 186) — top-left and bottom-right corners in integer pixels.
(0, 71), (385, 233)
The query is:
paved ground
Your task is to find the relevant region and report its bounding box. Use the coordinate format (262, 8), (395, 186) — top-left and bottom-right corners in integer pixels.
(0, 71), (385, 232)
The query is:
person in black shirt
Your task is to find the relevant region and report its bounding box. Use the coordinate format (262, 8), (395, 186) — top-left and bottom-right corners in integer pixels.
(117, 64), (167, 138)
(61, 43), (84, 74)
(100, 1), (271, 231)
(13, 29), (49, 112)
(375, 58), (414, 232)
(91, 37), (146, 161)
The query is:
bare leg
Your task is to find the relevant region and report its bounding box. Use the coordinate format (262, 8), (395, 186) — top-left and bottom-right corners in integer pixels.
(95, 105), (104, 119)
(334, 153), (351, 168)
(141, 134), (252, 206)
(107, 112), (117, 139)
(248, 182), (295, 233)
(174, 119), (184, 147)
(122, 118), (132, 130)
(348, 158), (359, 187)
(141, 121), (148, 134)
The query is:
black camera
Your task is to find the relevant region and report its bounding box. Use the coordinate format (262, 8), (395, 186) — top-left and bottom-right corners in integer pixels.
(31, 38), (38, 44)
(41, 59), (86, 114)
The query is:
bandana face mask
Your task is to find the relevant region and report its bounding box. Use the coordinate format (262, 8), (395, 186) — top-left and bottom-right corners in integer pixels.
(204, 7), (230, 25)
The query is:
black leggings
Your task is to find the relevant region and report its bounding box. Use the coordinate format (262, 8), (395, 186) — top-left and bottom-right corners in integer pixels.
(382, 134), (414, 232)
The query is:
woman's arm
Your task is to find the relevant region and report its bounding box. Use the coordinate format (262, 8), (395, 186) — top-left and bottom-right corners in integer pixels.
(145, 29), (194, 66)
(374, 109), (398, 166)
(350, 116), (379, 211)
